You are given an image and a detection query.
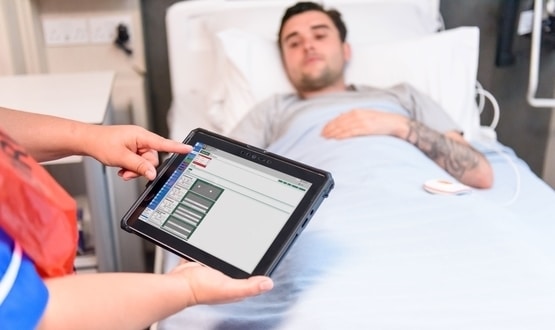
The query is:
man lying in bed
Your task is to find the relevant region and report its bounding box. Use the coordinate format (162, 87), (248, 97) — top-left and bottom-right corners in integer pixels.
(230, 1), (493, 189)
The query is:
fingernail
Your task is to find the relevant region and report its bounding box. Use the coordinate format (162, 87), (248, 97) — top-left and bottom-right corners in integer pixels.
(259, 279), (274, 292)
(146, 169), (155, 179)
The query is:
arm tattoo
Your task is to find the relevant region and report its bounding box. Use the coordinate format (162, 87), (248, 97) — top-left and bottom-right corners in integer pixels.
(405, 120), (480, 180)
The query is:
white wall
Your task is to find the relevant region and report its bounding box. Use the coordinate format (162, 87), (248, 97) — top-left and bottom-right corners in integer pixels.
(0, 0), (46, 75)
(0, 0), (20, 75)
(0, 0), (149, 128)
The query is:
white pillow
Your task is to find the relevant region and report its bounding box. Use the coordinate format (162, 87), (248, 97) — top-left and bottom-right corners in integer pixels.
(201, 1), (442, 134)
(209, 27), (481, 139)
(348, 27), (481, 140)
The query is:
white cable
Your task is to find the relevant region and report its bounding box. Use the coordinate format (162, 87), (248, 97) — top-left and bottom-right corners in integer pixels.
(436, 13), (446, 31)
(476, 133), (522, 207)
(475, 84), (500, 129)
(494, 145), (522, 207)
(475, 81), (486, 114)
(474, 82), (518, 206)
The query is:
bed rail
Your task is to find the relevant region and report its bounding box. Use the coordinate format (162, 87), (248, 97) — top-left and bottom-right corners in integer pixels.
(528, 0), (555, 108)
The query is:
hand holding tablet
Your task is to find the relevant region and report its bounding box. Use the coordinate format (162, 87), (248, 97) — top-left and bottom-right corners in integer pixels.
(121, 128), (334, 279)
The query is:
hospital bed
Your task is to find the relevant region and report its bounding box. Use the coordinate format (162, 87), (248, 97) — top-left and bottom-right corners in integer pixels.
(156, 0), (555, 329)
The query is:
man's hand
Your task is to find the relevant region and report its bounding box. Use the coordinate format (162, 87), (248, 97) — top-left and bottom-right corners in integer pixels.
(321, 109), (408, 139)
(321, 109), (493, 189)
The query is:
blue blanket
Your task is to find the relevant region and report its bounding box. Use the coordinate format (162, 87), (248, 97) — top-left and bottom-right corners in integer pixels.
(160, 107), (555, 329)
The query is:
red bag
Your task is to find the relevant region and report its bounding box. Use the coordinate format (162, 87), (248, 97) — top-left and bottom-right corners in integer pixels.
(0, 128), (77, 278)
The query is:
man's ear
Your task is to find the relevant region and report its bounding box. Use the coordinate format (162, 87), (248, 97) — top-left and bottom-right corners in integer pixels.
(343, 42), (352, 62)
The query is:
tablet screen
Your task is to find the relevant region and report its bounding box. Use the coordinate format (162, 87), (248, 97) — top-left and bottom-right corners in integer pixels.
(122, 128), (333, 278)
(138, 141), (312, 273)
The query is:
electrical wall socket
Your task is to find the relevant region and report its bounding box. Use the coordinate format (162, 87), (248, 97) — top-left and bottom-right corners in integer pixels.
(517, 10), (534, 36)
(42, 15), (132, 46)
(88, 15), (132, 44)
(42, 18), (89, 45)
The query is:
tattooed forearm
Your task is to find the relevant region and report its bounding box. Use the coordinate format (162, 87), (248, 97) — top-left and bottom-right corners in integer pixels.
(405, 120), (480, 180)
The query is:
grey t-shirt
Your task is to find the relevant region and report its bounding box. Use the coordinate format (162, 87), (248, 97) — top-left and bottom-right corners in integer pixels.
(230, 83), (461, 148)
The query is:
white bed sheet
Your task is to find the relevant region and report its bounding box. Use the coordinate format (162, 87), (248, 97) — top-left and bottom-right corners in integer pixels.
(159, 123), (555, 329)
(160, 1), (555, 328)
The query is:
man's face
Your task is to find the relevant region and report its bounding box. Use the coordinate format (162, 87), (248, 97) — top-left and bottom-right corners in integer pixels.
(279, 10), (350, 94)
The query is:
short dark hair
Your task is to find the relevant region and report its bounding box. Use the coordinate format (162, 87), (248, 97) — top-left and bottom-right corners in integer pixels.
(278, 1), (347, 48)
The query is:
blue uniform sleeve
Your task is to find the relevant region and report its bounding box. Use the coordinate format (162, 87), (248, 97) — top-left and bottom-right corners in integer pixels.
(0, 228), (49, 329)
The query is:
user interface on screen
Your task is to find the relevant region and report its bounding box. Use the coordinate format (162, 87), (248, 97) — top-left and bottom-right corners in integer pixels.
(138, 142), (312, 273)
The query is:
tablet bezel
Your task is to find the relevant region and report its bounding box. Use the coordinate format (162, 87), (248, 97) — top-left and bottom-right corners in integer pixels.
(121, 128), (334, 279)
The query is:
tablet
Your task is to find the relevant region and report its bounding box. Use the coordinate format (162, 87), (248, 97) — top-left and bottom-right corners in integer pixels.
(121, 128), (334, 279)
